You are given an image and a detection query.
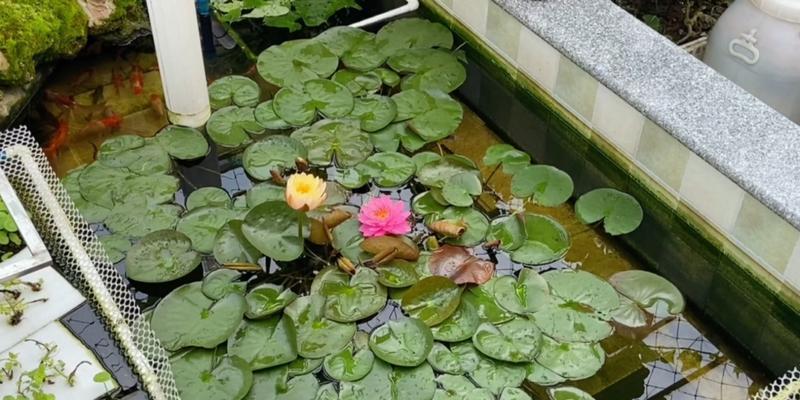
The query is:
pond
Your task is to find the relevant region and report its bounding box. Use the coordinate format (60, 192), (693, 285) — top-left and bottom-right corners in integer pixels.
(21, 11), (772, 400)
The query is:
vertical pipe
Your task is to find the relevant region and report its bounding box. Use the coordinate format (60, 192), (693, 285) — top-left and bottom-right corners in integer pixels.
(145, 0), (211, 128)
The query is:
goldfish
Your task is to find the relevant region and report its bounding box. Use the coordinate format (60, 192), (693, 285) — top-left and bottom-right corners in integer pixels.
(44, 119), (70, 161)
(149, 94), (165, 117)
(131, 65), (144, 95)
(44, 90), (75, 109)
(112, 67), (125, 95)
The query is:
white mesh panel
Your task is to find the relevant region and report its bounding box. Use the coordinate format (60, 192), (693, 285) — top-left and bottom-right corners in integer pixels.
(755, 367), (800, 400)
(0, 126), (180, 400)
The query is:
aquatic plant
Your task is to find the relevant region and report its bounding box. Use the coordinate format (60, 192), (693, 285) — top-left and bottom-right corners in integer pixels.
(285, 172), (327, 211)
(358, 195), (411, 237)
(212, 0), (360, 32)
(0, 199), (22, 261)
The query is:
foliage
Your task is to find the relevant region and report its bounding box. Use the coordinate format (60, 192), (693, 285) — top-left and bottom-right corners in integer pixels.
(0, 199), (22, 261)
(1, 278), (45, 326)
(212, 0), (360, 32)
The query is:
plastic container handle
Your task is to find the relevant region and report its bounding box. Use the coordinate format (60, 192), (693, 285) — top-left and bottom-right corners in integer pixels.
(729, 28), (760, 65)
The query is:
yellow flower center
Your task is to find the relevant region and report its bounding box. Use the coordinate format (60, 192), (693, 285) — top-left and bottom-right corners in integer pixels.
(374, 207), (390, 220)
(295, 182), (312, 194)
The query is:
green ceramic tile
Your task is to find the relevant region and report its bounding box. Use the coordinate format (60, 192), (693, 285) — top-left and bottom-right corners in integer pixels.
(486, 2), (521, 60)
(635, 119), (689, 192)
(452, 0), (488, 35)
(439, 0), (453, 8)
(732, 194), (800, 274)
(554, 56), (598, 124)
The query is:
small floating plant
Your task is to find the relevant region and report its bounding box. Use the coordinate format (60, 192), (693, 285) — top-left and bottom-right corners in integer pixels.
(59, 18), (686, 400)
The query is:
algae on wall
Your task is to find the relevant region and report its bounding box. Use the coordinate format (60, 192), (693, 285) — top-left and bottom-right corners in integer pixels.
(0, 0), (89, 85)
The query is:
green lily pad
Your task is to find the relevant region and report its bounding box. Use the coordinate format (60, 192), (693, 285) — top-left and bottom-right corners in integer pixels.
(288, 357), (324, 377)
(242, 200), (305, 262)
(171, 349), (252, 400)
(330, 219), (370, 263)
(213, 220), (262, 264)
(208, 75), (261, 109)
(391, 89), (462, 141)
(156, 125), (209, 160)
(126, 229), (201, 283)
(535, 336), (605, 380)
(246, 368), (320, 400)
(493, 268), (552, 315)
(473, 318), (542, 363)
(285, 295), (356, 358)
(246, 182), (286, 208)
(462, 280), (515, 325)
(392, 362), (437, 400)
(349, 95), (397, 132)
(78, 163), (134, 208)
(291, 119), (373, 167)
(128, 140), (174, 176)
(151, 282), (246, 351)
(356, 151), (416, 187)
(609, 296), (650, 328)
(315, 383), (337, 400)
(186, 187), (231, 211)
(487, 214), (526, 251)
(387, 48), (460, 74)
(609, 270), (684, 314)
(375, 67), (400, 87)
(201, 268), (246, 300)
(332, 69), (382, 96)
(543, 269), (620, 318)
(228, 315), (298, 370)
(411, 191), (447, 217)
(177, 206), (236, 253)
(320, 267), (387, 322)
(99, 234), (130, 264)
(323, 332), (375, 381)
(426, 207), (490, 247)
(401, 276), (462, 326)
(483, 144), (531, 175)
(426, 341), (482, 374)
(105, 202), (182, 237)
(112, 173), (180, 207)
(511, 165), (574, 207)
(376, 18), (453, 57)
(434, 375), (494, 400)
(246, 283), (298, 319)
(510, 214), (570, 265)
(317, 26), (372, 56)
(335, 165), (370, 189)
(338, 359), (392, 400)
(416, 154), (479, 188)
(469, 352), (527, 395)
(97, 135), (145, 169)
(547, 386), (596, 400)
(431, 300), (480, 342)
(574, 188), (643, 235)
(369, 318), (433, 367)
(254, 100), (292, 130)
(207, 106), (263, 148)
(243, 136), (308, 180)
(532, 302), (614, 343)
(399, 60), (466, 94)
(525, 361), (566, 387)
(376, 259), (419, 288)
(273, 79), (354, 126)
(441, 172), (482, 207)
(341, 36), (386, 72)
(257, 39), (338, 87)
(500, 388), (533, 400)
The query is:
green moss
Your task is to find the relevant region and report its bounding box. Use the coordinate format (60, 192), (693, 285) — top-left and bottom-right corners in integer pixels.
(0, 0), (88, 85)
(91, 0), (150, 44)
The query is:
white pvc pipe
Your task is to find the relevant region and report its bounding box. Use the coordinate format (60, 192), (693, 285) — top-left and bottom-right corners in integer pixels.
(349, 0), (420, 28)
(145, 0), (211, 127)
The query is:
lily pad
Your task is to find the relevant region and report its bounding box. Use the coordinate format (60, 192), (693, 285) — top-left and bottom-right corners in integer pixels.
(441, 172), (482, 207)
(156, 125), (209, 160)
(151, 282), (246, 351)
(609, 270), (685, 314)
(332, 69), (382, 96)
(285, 295), (356, 358)
(320, 268), (387, 322)
(316, 383), (337, 400)
(126, 229), (201, 283)
(462, 280), (515, 325)
(525, 361), (566, 387)
(317, 26), (372, 56)
(368, 318), (433, 367)
(434, 375), (493, 400)
(574, 188), (643, 235)
(273, 79), (354, 126)
(112, 174), (180, 207)
(243, 136), (308, 180)
(99, 234), (130, 264)
(228, 315), (298, 370)
(412, 191), (447, 216)
(323, 332), (375, 381)
(127, 140), (174, 176)
(548, 386), (596, 400)
(349, 95), (397, 132)
(78, 163), (134, 208)
(426, 340), (482, 375)
(246, 283), (298, 319)
(207, 106), (263, 148)
(288, 357), (324, 377)
(97, 135), (145, 169)
(535, 336), (605, 380)
(375, 67), (401, 87)
(473, 318), (542, 363)
(487, 214), (526, 251)
(469, 352), (527, 395)
(416, 154), (479, 188)
(401, 276), (462, 326)
(338, 359), (392, 400)
(177, 206), (236, 253)
(341, 36), (386, 72)
(376, 259), (419, 288)
(257, 39), (338, 87)
(291, 119), (373, 167)
(208, 75), (261, 109)
(392, 362), (437, 400)
(391, 89), (462, 141)
(254, 100), (292, 130)
(543, 269), (620, 318)
(510, 165), (574, 207)
(492, 268), (552, 315)
(510, 214), (570, 266)
(171, 349), (252, 400)
(609, 296), (650, 328)
(427, 207), (490, 247)
(246, 182), (286, 208)
(375, 18), (453, 57)
(186, 187), (232, 211)
(431, 300), (480, 342)
(246, 368), (320, 400)
(201, 268), (246, 300)
(532, 302), (614, 343)
(213, 220), (262, 264)
(483, 144), (531, 175)
(105, 202), (182, 238)
(242, 201), (305, 262)
(356, 151), (416, 187)
(500, 388), (533, 400)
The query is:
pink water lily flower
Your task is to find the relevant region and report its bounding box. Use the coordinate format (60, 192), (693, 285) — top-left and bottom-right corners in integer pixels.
(359, 195), (411, 237)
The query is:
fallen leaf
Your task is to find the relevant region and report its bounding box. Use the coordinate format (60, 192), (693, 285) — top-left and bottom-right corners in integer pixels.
(428, 245), (494, 285)
(361, 235), (420, 261)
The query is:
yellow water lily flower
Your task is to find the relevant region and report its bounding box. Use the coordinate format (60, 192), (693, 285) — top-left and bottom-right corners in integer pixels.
(285, 173), (327, 211)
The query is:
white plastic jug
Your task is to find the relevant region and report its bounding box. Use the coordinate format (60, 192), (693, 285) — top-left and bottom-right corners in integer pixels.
(704, 0), (800, 124)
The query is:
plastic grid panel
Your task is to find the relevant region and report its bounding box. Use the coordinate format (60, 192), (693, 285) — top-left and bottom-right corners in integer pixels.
(755, 367), (800, 400)
(0, 126), (180, 400)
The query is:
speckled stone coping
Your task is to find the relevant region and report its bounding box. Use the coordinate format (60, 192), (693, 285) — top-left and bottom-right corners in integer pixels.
(495, 0), (800, 230)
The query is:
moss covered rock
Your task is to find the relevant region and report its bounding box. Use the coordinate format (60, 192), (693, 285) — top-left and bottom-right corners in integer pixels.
(0, 0), (88, 85)
(80, 0), (150, 45)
